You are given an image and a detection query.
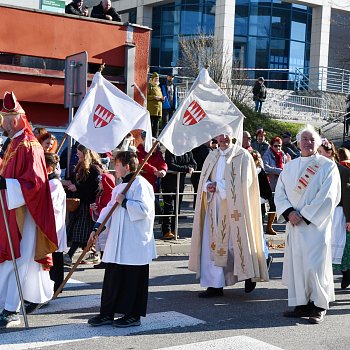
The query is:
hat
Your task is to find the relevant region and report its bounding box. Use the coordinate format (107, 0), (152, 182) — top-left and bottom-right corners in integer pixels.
(151, 72), (159, 79)
(281, 131), (292, 138)
(167, 73), (175, 77)
(258, 77), (264, 82)
(1, 91), (25, 115)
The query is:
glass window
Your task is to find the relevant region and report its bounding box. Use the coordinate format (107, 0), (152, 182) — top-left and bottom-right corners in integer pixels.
(249, 6), (271, 38)
(180, 5), (201, 35)
(291, 11), (307, 41)
(289, 40), (305, 72)
(271, 8), (290, 39)
(235, 4), (249, 36)
(162, 9), (175, 35)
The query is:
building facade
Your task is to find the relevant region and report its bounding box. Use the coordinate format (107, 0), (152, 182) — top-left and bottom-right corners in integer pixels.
(1, 0), (350, 88)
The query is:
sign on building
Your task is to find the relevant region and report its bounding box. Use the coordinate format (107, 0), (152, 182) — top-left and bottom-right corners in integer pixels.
(41, 0), (65, 13)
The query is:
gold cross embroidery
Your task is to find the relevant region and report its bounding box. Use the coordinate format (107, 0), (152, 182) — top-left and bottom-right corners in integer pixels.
(210, 242), (216, 251)
(217, 247), (226, 256)
(231, 210), (241, 221)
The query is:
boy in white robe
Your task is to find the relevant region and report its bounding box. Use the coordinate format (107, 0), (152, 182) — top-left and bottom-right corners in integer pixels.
(275, 125), (341, 324)
(88, 151), (156, 328)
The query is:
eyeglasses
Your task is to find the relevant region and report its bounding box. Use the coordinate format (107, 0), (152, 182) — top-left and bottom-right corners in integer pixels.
(273, 144), (282, 148)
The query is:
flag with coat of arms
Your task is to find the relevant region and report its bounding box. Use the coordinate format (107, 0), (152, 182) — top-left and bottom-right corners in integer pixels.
(158, 68), (245, 156)
(66, 72), (153, 153)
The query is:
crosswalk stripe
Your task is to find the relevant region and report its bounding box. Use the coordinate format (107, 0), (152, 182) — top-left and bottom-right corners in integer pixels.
(0, 311), (205, 350)
(158, 335), (284, 350)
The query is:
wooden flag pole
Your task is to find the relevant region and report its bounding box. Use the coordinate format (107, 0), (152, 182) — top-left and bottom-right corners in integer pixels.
(56, 134), (67, 154)
(53, 140), (160, 299)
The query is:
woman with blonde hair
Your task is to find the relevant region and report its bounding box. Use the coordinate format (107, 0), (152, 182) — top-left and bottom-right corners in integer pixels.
(64, 144), (103, 264)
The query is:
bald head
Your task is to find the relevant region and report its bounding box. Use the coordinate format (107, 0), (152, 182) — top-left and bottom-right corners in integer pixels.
(1, 114), (25, 138)
(102, 0), (111, 11)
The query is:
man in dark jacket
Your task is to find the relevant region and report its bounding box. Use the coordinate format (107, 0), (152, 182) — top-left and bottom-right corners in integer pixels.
(91, 0), (121, 21)
(65, 0), (89, 16)
(161, 150), (196, 239)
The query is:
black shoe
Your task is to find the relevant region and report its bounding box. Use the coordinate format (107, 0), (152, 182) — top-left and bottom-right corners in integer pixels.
(0, 309), (20, 328)
(341, 270), (350, 289)
(244, 279), (256, 293)
(93, 262), (107, 269)
(198, 287), (223, 298)
(309, 306), (326, 324)
(25, 302), (43, 314)
(283, 303), (313, 318)
(114, 315), (141, 328)
(266, 255), (273, 271)
(88, 314), (113, 326)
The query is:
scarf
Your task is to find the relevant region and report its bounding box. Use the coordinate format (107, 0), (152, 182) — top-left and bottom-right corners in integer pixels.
(271, 147), (283, 169)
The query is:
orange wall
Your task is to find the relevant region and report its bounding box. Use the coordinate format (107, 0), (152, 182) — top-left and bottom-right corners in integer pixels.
(0, 6), (151, 126)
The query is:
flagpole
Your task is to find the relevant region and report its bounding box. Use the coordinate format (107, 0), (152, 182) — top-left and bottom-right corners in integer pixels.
(0, 191), (29, 328)
(56, 134), (67, 154)
(53, 140), (160, 298)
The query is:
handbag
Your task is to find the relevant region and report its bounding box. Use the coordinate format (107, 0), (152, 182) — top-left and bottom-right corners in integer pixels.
(66, 198), (80, 213)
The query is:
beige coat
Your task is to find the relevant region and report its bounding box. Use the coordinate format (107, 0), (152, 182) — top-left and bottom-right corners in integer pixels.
(188, 146), (269, 283)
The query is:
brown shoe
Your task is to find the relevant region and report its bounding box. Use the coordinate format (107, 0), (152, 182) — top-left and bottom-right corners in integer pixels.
(163, 231), (175, 240)
(283, 304), (313, 318)
(265, 227), (278, 235)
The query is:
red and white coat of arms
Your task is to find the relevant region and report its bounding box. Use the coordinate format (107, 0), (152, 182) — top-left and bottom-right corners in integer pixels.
(93, 104), (115, 128)
(182, 100), (207, 126)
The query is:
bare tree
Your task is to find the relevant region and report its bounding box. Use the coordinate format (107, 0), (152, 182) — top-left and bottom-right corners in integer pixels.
(178, 32), (252, 104)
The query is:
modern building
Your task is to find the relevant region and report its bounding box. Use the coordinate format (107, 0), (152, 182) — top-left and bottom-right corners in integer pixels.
(1, 0), (350, 90)
(113, 0), (350, 88)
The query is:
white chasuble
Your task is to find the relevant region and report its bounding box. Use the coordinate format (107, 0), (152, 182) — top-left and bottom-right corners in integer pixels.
(275, 154), (341, 309)
(189, 145), (268, 287)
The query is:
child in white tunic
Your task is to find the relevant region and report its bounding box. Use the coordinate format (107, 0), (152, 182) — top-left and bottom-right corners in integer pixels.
(88, 151), (156, 328)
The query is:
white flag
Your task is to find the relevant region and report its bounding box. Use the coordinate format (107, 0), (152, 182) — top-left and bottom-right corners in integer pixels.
(158, 68), (244, 156)
(66, 72), (152, 153)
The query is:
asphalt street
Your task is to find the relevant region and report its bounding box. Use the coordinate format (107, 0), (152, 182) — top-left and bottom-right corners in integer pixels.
(1, 248), (349, 350)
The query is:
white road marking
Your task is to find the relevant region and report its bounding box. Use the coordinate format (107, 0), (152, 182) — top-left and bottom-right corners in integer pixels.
(65, 278), (89, 288)
(0, 311), (205, 350)
(158, 335), (284, 349)
(35, 294), (101, 314)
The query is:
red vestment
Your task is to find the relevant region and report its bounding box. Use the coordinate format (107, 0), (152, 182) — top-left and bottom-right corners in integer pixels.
(0, 128), (58, 268)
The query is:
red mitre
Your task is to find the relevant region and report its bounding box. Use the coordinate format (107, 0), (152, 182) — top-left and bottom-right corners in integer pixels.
(1, 91), (25, 115)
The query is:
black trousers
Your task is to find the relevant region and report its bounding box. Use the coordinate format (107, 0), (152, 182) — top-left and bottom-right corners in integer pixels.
(100, 263), (149, 317)
(150, 116), (160, 137)
(49, 252), (64, 293)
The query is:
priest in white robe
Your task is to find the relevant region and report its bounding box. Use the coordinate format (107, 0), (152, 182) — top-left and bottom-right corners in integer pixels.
(275, 125), (341, 324)
(88, 151), (156, 328)
(189, 127), (269, 298)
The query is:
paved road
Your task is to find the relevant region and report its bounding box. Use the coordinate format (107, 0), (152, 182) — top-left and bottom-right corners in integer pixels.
(1, 250), (349, 350)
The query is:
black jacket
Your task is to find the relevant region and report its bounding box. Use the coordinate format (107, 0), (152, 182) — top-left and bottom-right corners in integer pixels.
(162, 150), (197, 190)
(65, 2), (86, 16)
(91, 2), (121, 21)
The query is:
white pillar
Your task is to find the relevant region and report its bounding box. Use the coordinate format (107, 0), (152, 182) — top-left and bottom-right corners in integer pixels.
(309, 4), (331, 91)
(136, 5), (152, 27)
(214, 0), (235, 82)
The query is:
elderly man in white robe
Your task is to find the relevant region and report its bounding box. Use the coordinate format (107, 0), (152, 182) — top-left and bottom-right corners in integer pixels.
(189, 126), (269, 298)
(274, 125), (341, 324)
(88, 151), (156, 328)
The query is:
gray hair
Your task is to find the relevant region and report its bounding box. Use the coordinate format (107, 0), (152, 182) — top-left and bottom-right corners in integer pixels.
(296, 124), (322, 148)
